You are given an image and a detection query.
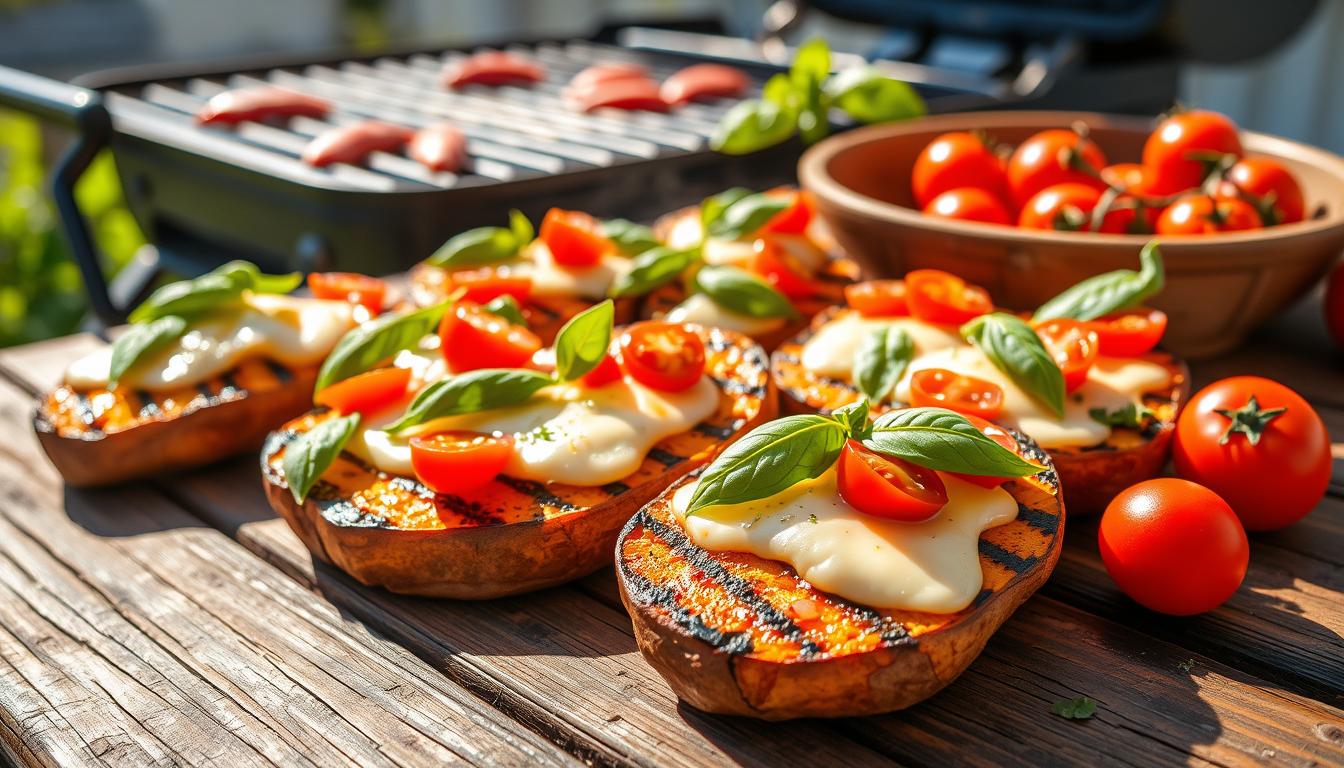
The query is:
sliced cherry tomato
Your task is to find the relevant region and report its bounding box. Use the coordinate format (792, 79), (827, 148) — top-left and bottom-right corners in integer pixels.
(905, 269), (993, 325)
(1219, 157), (1305, 225)
(1143, 110), (1243, 195)
(539, 208), (615, 267)
(749, 236), (816, 300)
(758, 189), (816, 235)
(408, 123), (468, 172)
(573, 77), (669, 113)
(908, 368), (1005, 419)
(314, 367), (412, 417)
(1034, 318), (1099, 392)
(1017, 183), (1101, 231)
(1155, 194), (1262, 235)
(951, 414), (1024, 489)
(911, 132), (1010, 209)
(438, 300), (542, 373)
(578, 352), (622, 388)
(837, 440), (948, 522)
(1006, 128), (1108, 209)
(923, 187), (1012, 226)
(409, 431), (514, 495)
(443, 51), (545, 88)
(445, 267), (532, 305)
(308, 271), (389, 314)
(844, 280), (908, 317)
(569, 62), (649, 92)
(302, 121), (415, 168)
(1101, 162), (1152, 196)
(196, 87), (331, 125)
(1085, 308), (1168, 356)
(618, 321), (706, 392)
(659, 63), (749, 105)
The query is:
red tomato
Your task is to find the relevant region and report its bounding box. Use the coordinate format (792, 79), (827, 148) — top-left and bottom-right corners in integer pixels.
(408, 123), (468, 173)
(1006, 128), (1108, 208)
(908, 368), (1005, 420)
(1099, 478), (1249, 615)
(1086, 308), (1168, 356)
(749, 237), (817, 300)
(1034, 318), (1099, 392)
(844, 280), (908, 317)
(911, 132), (1010, 209)
(1173, 376), (1330, 531)
(1101, 162), (1152, 196)
(196, 87), (330, 125)
(1017, 183), (1101, 231)
(438, 300), (542, 373)
(573, 77), (669, 113)
(660, 63), (749, 105)
(1155, 194), (1261, 235)
(1143, 110), (1243, 195)
(1326, 261), (1344, 348)
(569, 62), (649, 92)
(308, 272), (389, 314)
(758, 189), (816, 235)
(578, 352), (622, 388)
(410, 431), (514, 495)
(951, 414), (1025, 489)
(445, 268), (532, 305)
(1094, 198), (1159, 235)
(922, 187), (1012, 226)
(539, 208), (615, 267)
(314, 367), (412, 417)
(302, 121), (415, 167)
(618, 321), (706, 392)
(837, 440), (948, 522)
(1220, 156), (1305, 225)
(905, 269), (993, 324)
(443, 51), (545, 88)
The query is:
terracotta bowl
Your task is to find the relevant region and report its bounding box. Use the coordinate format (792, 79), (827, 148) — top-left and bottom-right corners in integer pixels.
(799, 111), (1344, 357)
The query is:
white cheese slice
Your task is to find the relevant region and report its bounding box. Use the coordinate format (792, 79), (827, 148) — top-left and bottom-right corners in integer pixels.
(800, 312), (964, 378)
(700, 237), (757, 267)
(663, 293), (787, 336)
(507, 241), (632, 300)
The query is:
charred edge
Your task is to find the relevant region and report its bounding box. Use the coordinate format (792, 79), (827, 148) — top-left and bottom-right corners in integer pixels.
(495, 476), (579, 513)
(772, 350), (801, 366)
(978, 539), (1038, 576)
(434, 492), (512, 526)
(843, 602), (915, 647)
(1015, 503), (1060, 536)
(218, 371), (242, 399)
(693, 422), (735, 440)
(320, 498), (394, 529)
(715, 378), (768, 399)
(74, 391), (99, 429)
(646, 448), (685, 468)
(264, 358), (293, 383)
(704, 334), (734, 354)
(618, 543), (755, 654)
(136, 390), (161, 420)
(195, 382), (218, 405)
(1011, 430), (1060, 491)
(973, 588), (994, 607)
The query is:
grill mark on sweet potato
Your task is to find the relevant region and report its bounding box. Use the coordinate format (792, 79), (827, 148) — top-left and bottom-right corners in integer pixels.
(646, 448), (685, 467)
(495, 476), (579, 513)
(978, 539), (1038, 576)
(601, 481), (630, 496)
(136, 390), (160, 419)
(1015, 502), (1060, 535)
(617, 538), (757, 653)
(693, 422), (735, 440)
(264, 358), (293, 383)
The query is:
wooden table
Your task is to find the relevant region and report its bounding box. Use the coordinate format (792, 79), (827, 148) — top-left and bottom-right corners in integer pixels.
(1, 297), (1341, 768)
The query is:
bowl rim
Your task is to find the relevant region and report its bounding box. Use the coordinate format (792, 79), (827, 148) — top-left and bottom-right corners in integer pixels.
(798, 110), (1344, 247)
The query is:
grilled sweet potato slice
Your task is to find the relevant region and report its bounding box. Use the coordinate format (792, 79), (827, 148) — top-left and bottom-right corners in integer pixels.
(771, 307), (1191, 514)
(261, 326), (776, 598)
(617, 429), (1063, 719)
(34, 358), (315, 487)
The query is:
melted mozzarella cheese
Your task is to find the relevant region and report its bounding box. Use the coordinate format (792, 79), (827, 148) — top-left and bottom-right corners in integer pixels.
(349, 375), (719, 486)
(799, 312), (964, 378)
(700, 238), (757, 267)
(894, 346), (1171, 449)
(665, 216), (706, 250)
(65, 293), (357, 392)
(663, 293), (787, 336)
(509, 241), (632, 299)
(675, 469), (1017, 613)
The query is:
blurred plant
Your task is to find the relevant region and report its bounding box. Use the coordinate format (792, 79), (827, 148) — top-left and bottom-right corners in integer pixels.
(0, 109), (144, 347)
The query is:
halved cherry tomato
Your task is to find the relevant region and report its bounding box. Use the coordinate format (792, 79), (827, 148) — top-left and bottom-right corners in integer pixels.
(618, 321), (705, 392)
(573, 77), (669, 113)
(758, 189), (816, 235)
(749, 237), (816, 300)
(308, 272), (389, 314)
(442, 51), (545, 88)
(539, 208), (615, 267)
(911, 132), (1010, 209)
(1101, 162), (1152, 196)
(951, 414), (1024, 489)
(1143, 110), (1243, 195)
(1006, 128), (1108, 209)
(659, 63), (749, 105)
(302, 121), (415, 167)
(1155, 194), (1261, 235)
(438, 300), (542, 373)
(1219, 156), (1305, 225)
(569, 62), (649, 92)
(444, 268), (532, 305)
(905, 269), (993, 325)
(844, 280), (908, 317)
(409, 123), (468, 173)
(923, 187), (1012, 226)
(1017, 183), (1101, 231)
(1086, 308), (1168, 356)
(908, 368), (1005, 419)
(196, 87), (330, 125)
(579, 352), (622, 388)
(409, 431), (514, 496)
(837, 440), (947, 522)
(1034, 318), (1099, 392)
(314, 367), (412, 417)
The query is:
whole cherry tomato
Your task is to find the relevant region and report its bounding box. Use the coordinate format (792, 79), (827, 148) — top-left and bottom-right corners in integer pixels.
(949, 414), (1026, 489)
(443, 51), (545, 88)
(618, 321), (706, 392)
(410, 431), (514, 495)
(1034, 318), (1099, 392)
(1155, 194), (1261, 235)
(1017, 183), (1101, 231)
(911, 132), (1010, 209)
(409, 123), (468, 173)
(1101, 162), (1153, 196)
(439, 300), (542, 373)
(1219, 156), (1305, 225)
(1006, 128), (1108, 209)
(1099, 478), (1249, 616)
(908, 368), (1005, 419)
(659, 63), (749, 105)
(196, 87), (330, 125)
(844, 280), (908, 317)
(750, 237), (817, 300)
(302, 121), (415, 167)
(1143, 110), (1243, 195)
(923, 187), (1012, 226)
(539, 208), (615, 267)
(837, 440), (947, 522)
(1085, 308), (1168, 356)
(1173, 376), (1330, 531)
(308, 272), (389, 314)
(1093, 198), (1159, 235)
(1326, 261), (1344, 348)
(314, 367), (412, 417)
(905, 269), (993, 324)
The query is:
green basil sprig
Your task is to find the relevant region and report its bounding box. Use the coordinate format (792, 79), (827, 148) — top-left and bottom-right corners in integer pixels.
(483, 294), (527, 327)
(700, 187), (752, 232)
(107, 315), (188, 386)
(315, 301), (449, 394)
(283, 412), (361, 503)
(710, 99), (797, 155)
(863, 408), (1042, 477)
(426, 209), (532, 269)
(824, 67), (926, 124)
(961, 313), (1065, 418)
(1033, 241), (1165, 323)
(1089, 403), (1155, 429)
(129, 260), (301, 323)
(706, 193), (790, 240)
(602, 218), (661, 256)
(385, 368), (554, 434)
(852, 326), (913, 403)
(693, 265), (798, 319)
(553, 300), (613, 381)
(830, 399), (869, 437)
(609, 245), (700, 298)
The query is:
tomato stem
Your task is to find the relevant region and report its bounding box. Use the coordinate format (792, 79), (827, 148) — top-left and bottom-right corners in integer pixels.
(1214, 394), (1287, 446)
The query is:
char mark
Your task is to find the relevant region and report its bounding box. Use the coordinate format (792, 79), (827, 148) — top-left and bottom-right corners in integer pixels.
(978, 539), (1038, 576)
(495, 476), (578, 512)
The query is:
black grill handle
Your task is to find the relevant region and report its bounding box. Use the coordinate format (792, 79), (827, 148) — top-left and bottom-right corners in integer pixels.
(0, 65), (123, 325)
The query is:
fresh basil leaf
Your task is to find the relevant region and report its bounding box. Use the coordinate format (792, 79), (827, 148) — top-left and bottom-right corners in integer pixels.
(825, 67), (926, 124)
(685, 414), (848, 516)
(508, 209), (534, 247)
(107, 315), (187, 386)
(1051, 697), (1097, 720)
(426, 226), (521, 269)
(230, 261), (303, 295)
(1089, 403), (1154, 429)
(483, 294), (527, 327)
(553, 299), (614, 381)
(865, 407), (1041, 477)
(790, 39), (831, 145)
(710, 99), (797, 156)
(790, 38), (831, 89)
(601, 218), (661, 256)
(129, 272), (244, 323)
(283, 412), (361, 503)
(608, 245), (700, 298)
(386, 368), (553, 434)
(700, 187), (753, 232)
(962, 313), (1066, 418)
(852, 327), (914, 403)
(707, 193), (790, 240)
(831, 399), (869, 438)
(693, 265), (798, 319)
(1033, 241), (1165, 322)
(761, 73), (795, 108)
(316, 301), (449, 393)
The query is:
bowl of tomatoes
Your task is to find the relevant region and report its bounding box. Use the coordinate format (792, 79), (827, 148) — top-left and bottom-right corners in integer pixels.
(798, 110), (1344, 357)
